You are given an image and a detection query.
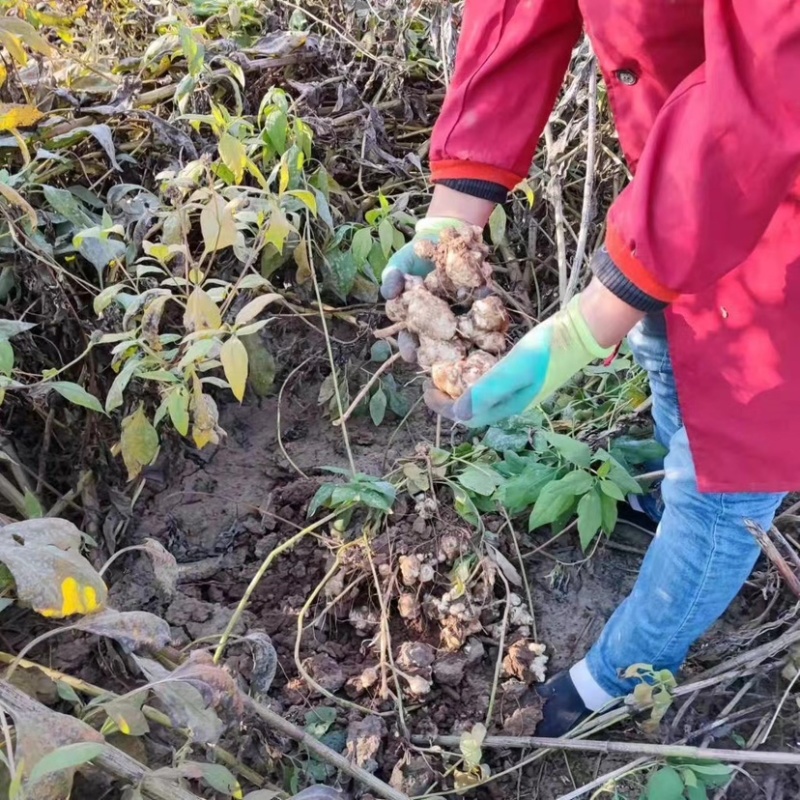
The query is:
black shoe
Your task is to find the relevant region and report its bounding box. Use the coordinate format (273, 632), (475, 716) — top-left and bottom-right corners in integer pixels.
(616, 502), (659, 535)
(534, 670), (591, 737)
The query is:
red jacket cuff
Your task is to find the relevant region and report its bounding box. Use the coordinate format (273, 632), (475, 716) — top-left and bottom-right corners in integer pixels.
(431, 159), (524, 191)
(605, 225), (680, 303)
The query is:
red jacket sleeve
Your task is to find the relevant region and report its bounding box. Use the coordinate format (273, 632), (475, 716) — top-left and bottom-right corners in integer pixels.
(430, 0), (582, 191)
(605, 0), (800, 301)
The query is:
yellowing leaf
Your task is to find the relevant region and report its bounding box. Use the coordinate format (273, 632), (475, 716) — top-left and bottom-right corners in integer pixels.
(200, 193), (237, 253)
(279, 159), (289, 194)
(264, 206), (293, 253)
(0, 103), (43, 131)
(220, 337), (248, 401)
(218, 132), (246, 183)
(0, 17), (54, 57)
(120, 405), (159, 480)
(190, 392), (221, 448)
(183, 287), (222, 333)
(0, 62), (7, 89)
(234, 292), (282, 326)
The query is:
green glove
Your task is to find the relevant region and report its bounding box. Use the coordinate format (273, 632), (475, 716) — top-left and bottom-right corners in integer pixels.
(380, 217), (467, 299)
(426, 296), (615, 427)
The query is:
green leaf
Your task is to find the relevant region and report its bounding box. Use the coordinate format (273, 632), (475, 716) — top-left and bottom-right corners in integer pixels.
(352, 227), (373, 266)
(483, 426), (529, 452)
(218, 132), (247, 183)
(262, 109), (288, 154)
(497, 463), (557, 514)
(369, 387), (387, 426)
(370, 340), (391, 363)
(22, 489), (43, 519)
(606, 454), (643, 495)
(599, 479), (626, 501)
(197, 763), (241, 796)
(323, 249), (357, 300)
(459, 723), (487, 770)
(49, 381), (105, 414)
(528, 478), (578, 530)
(577, 489), (603, 551)
(167, 385), (190, 436)
(378, 218), (395, 257)
(42, 185), (96, 228)
(599, 492), (618, 533)
(488, 204), (507, 246)
(542, 431), (592, 468)
(308, 484), (334, 517)
(27, 742), (105, 788)
(0, 319), (34, 339)
(304, 707), (337, 737)
(458, 464), (504, 497)
(105, 358), (140, 413)
(0, 339), (13, 374)
(558, 469), (595, 495)
(684, 786), (708, 800)
(179, 24), (205, 77)
(610, 436), (667, 467)
(646, 766), (685, 800)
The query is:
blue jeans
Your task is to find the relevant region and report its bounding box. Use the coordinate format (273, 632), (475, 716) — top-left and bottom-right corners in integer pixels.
(585, 316), (786, 697)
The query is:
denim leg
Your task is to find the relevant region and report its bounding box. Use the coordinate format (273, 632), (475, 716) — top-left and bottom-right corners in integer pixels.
(584, 321), (786, 698)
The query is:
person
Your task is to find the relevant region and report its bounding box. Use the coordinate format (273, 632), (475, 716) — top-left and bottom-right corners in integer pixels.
(380, 1), (800, 736)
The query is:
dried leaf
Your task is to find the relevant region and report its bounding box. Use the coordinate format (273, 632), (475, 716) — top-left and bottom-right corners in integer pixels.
(485, 544), (522, 588)
(142, 538), (178, 597)
(245, 632), (277, 700)
(103, 696), (149, 736)
(169, 651), (243, 716)
(0, 518), (83, 551)
(183, 287), (222, 333)
(220, 337), (248, 401)
(12, 701), (103, 800)
(190, 392), (222, 449)
(73, 608), (171, 653)
(133, 655), (224, 744)
(0, 181), (37, 226)
(0, 103), (43, 131)
(120, 405), (159, 480)
(201, 193), (237, 253)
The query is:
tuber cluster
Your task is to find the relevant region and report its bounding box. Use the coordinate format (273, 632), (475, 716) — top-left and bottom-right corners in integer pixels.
(376, 226), (510, 399)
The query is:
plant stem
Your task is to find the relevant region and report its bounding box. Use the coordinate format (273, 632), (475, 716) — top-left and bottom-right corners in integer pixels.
(334, 351), (402, 427)
(306, 228), (357, 475)
(212, 507), (342, 663)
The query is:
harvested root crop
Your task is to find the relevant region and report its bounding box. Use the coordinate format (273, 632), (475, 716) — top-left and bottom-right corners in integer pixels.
(376, 227), (511, 398)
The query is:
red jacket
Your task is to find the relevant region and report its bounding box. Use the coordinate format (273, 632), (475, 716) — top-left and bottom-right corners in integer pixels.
(430, 0), (800, 493)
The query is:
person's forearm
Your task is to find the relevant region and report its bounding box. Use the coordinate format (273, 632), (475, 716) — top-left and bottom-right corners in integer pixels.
(427, 184), (495, 228)
(579, 278), (646, 348)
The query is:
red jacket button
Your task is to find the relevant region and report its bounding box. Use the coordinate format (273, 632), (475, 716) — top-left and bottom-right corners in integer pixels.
(616, 69), (638, 86)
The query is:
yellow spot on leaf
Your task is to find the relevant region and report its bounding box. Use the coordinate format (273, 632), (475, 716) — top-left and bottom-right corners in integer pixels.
(39, 577), (102, 618)
(0, 103), (44, 132)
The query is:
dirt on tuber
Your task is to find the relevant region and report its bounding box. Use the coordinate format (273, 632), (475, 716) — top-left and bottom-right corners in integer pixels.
(376, 226), (511, 398)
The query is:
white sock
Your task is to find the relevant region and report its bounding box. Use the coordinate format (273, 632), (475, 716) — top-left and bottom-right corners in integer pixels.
(569, 659), (615, 712)
(627, 493), (644, 513)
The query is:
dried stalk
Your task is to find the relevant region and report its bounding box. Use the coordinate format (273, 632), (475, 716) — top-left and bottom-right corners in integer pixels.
(412, 732), (800, 766)
(746, 520), (800, 598)
(563, 56), (598, 304)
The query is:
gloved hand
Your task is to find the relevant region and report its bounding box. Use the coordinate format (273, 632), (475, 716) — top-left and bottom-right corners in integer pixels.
(425, 296), (615, 427)
(380, 216), (468, 299)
